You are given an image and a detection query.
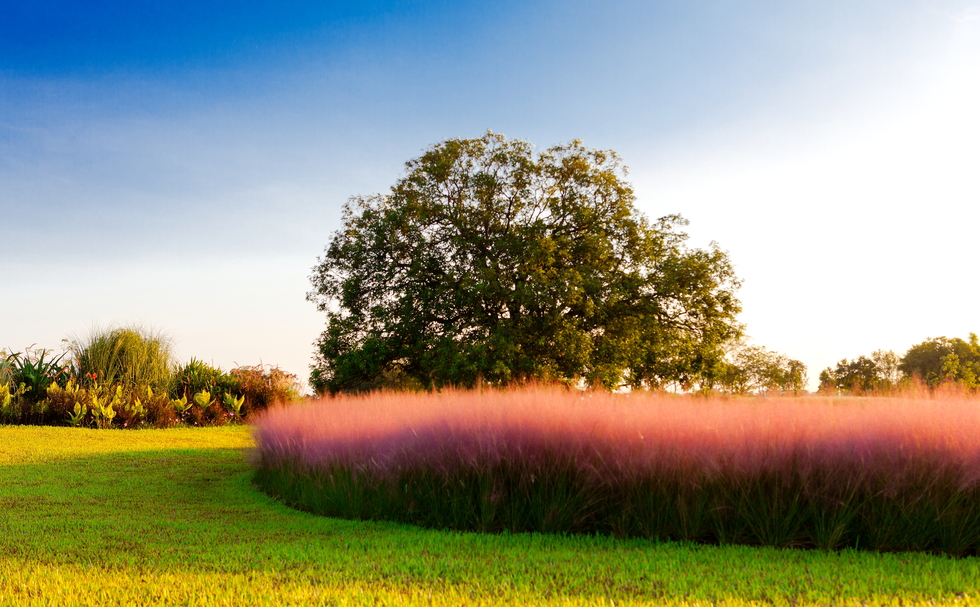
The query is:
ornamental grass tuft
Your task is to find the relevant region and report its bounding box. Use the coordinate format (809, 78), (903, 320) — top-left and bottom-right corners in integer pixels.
(253, 388), (980, 555)
(73, 324), (175, 392)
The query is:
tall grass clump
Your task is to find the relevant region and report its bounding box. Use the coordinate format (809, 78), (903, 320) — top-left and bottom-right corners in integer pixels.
(253, 388), (980, 555)
(73, 325), (174, 391)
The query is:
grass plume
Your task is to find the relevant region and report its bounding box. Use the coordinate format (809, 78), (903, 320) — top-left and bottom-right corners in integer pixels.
(253, 388), (980, 554)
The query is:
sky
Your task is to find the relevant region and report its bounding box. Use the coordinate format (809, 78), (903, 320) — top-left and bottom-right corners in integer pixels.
(2, 0), (978, 391)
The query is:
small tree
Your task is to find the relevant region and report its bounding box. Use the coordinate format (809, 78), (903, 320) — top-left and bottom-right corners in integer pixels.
(309, 132), (743, 393)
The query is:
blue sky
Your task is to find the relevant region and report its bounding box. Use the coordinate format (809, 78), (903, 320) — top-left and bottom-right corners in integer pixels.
(2, 0), (978, 389)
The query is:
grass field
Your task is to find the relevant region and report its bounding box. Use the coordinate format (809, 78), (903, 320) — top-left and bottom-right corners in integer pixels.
(2, 425), (980, 606)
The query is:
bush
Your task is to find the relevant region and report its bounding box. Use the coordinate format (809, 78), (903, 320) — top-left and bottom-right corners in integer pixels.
(229, 364), (301, 416)
(142, 388), (180, 428)
(3, 333), (300, 428)
(43, 381), (179, 429)
(170, 360), (302, 423)
(0, 346), (74, 423)
(171, 358), (234, 399)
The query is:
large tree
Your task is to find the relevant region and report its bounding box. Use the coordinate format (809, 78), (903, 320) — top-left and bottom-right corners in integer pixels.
(308, 132), (742, 393)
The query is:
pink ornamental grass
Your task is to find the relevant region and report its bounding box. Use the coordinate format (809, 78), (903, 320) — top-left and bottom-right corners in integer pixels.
(252, 388), (980, 553)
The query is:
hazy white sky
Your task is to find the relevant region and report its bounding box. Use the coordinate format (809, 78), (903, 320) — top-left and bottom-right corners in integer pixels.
(2, 1), (977, 390)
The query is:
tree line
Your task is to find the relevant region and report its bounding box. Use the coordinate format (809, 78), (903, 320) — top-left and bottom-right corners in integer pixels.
(818, 334), (980, 394)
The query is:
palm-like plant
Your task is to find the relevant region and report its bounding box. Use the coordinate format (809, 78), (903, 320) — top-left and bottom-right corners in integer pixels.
(5, 346), (72, 403)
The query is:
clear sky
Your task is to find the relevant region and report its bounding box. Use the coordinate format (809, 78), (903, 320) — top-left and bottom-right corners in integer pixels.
(2, 0), (978, 390)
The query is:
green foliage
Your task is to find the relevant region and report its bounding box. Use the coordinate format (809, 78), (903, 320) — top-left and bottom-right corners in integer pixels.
(821, 336), (980, 394)
(309, 132), (742, 393)
(66, 401), (87, 427)
(43, 379), (85, 423)
(138, 385), (179, 427)
(712, 342), (807, 394)
(900, 334), (980, 388)
(170, 395), (192, 418)
(189, 390), (219, 425)
(193, 389), (213, 410)
(171, 358), (235, 400)
(73, 325), (175, 391)
(172, 361), (301, 421)
(90, 392), (117, 429)
(224, 392), (245, 417)
(2, 335), (297, 427)
(45, 380), (178, 429)
(819, 350), (901, 394)
(2, 426), (979, 606)
(0, 382), (18, 423)
(4, 346), (72, 404)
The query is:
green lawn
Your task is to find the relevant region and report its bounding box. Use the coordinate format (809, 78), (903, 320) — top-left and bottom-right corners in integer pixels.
(1, 426), (978, 606)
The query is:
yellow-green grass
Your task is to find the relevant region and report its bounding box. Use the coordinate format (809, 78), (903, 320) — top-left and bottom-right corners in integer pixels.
(1, 426), (978, 606)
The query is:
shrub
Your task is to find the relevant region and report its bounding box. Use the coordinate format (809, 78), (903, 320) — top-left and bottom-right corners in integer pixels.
(43, 380), (86, 423)
(3, 335), (299, 428)
(73, 326), (174, 392)
(254, 388), (980, 555)
(229, 364), (301, 416)
(44, 381), (177, 429)
(0, 346), (74, 423)
(171, 358), (235, 400)
(143, 389), (179, 428)
(0, 382), (18, 424)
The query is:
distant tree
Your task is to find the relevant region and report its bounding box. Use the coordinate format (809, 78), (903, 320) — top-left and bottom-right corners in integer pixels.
(784, 359), (809, 394)
(899, 334), (980, 388)
(871, 349), (902, 385)
(308, 132), (743, 393)
(715, 342), (807, 395)
(819, 350), (900, 394)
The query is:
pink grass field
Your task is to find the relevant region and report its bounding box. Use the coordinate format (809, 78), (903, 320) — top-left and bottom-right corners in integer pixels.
(252, 388), (980, 551)
(255, 388), (980, 484)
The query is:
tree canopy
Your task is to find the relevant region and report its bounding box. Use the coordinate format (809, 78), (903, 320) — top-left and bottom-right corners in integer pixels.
(899, 335), (980, 388)
(308, 132), (742, 393)
(818, 335), (980, 394)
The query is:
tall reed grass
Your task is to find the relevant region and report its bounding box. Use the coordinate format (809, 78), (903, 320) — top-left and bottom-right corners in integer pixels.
(253, 388), (980, 555)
